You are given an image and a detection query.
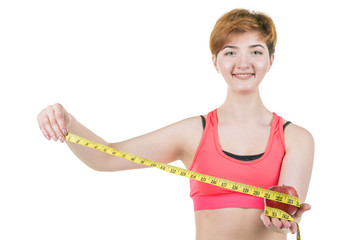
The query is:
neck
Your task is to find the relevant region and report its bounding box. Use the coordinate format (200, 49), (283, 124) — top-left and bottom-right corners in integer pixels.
(218, 88), (271, 124)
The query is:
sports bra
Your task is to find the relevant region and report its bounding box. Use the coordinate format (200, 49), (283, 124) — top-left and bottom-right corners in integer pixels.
(189, 109), (287, 211)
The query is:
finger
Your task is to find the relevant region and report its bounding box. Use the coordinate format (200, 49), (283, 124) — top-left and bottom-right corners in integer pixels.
(280, 219), (291, 229)
(294, 203), (311, 219)
(40, 126), (51, 140)
(271, 217), (283, 229)
(53, 103), (67, 135)
(53, 104), (67, 142)
(39, 108), (56, 141)
(289, 221), (298, 234)
(260, 212), (271, 227)
(37, 112), (51, 140)
(46, 106), (62, 141)
(43, 114), (57, 141)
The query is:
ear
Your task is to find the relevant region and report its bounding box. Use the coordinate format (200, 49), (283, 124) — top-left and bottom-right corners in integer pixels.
(267, 54), (275, 72)
(212, 55), (219, 72)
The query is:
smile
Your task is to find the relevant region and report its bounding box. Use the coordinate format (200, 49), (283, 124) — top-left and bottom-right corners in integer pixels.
(232, 73), (254, 80)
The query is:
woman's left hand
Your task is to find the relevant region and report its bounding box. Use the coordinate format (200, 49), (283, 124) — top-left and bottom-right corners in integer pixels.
(260, 203), (311, 234)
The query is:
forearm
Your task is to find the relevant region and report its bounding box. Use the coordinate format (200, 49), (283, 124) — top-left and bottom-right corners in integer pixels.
(65, 114), (112, 171)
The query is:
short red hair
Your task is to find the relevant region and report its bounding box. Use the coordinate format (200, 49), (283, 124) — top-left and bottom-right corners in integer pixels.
(210, 9), (277, 57)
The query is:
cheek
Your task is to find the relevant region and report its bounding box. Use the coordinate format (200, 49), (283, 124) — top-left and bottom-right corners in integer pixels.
(254, 60), (270, 74)
(218, 59), (234, 74)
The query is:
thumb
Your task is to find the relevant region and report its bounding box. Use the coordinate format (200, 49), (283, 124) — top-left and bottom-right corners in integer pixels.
(294, 203), (311, 221)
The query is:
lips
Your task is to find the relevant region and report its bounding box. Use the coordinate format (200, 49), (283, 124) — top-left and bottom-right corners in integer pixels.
(232, 73), (254, 80)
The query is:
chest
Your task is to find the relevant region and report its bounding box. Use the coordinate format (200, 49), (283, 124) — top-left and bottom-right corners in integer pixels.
(218, 123), (271, 155)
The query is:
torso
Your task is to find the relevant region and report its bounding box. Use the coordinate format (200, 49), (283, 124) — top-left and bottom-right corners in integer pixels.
(194, 208), (286, 240)
(180, 110), (289, 240)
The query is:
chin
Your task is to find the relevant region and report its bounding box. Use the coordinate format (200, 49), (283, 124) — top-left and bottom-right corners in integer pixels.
(231, 79), (264, 93)
(229, 86), (258, 94)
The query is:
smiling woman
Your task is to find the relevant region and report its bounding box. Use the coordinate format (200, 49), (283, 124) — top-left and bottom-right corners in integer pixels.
(37, 8), (314, 240)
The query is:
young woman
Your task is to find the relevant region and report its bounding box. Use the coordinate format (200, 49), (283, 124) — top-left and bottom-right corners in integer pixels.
(37, 9), (314, 240)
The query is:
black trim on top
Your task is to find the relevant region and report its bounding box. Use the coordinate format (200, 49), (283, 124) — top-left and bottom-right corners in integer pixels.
(283, 120), (292, 130)
(223, 150), (264, 161)
(201, 115), (206, 130)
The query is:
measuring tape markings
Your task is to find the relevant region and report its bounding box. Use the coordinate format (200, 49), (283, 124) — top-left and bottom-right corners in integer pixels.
(65, 133), (301, 238)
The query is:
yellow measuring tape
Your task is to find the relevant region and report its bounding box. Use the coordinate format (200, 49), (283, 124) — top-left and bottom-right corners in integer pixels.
(65, 133), (301, 239)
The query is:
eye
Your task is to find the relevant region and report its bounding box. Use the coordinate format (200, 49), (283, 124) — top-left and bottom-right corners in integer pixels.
(252, 50), (263, 55)
(225, 51), (236, 56)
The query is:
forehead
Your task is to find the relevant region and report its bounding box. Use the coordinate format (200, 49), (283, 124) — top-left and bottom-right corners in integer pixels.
(224, 31), (267, 48)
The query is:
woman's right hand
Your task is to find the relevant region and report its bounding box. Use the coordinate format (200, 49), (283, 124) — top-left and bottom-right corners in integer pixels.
(37, 103), (71, 143)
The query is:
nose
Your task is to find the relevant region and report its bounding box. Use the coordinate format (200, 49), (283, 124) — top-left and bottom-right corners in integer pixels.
(235, 54), (250, 69)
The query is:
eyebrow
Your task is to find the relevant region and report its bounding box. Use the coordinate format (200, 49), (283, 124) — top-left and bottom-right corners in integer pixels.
(222, 44), (265, 50)
(222, 45), (238, 50)
(249, 44), (265, 49)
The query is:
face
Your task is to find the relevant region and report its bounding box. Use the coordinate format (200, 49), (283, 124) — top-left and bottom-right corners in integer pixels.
(213, 32), (274, 93)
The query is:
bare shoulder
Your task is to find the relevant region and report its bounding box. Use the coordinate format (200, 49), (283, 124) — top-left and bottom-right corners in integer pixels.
(169, 115), (203, 134)
(143, 115), (203, 136)
(176, 115), (204, 143)
(173, 115), (205, 167)
(156, 114), (204, 149)
(284, 122), (314, 150)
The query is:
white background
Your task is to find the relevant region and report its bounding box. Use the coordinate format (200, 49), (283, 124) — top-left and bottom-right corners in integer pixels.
(1, 0), (359, 239)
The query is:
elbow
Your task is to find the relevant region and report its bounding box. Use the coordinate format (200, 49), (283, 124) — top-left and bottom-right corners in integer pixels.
(81, 161), (108, 172)
(92, 165), (121, 172)
(89, 162), (123, 172)
(79, 157), (120, 172)
(90, 165), (111, 172)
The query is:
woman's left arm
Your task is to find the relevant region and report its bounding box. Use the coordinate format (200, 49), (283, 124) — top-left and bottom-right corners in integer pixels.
(261, 123), (315, 234)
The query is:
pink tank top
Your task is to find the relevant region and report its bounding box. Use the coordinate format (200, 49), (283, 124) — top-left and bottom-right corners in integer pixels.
(189, 109), (286, 211)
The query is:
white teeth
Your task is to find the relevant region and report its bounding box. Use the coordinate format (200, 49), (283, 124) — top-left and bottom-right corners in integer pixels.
(235, 74), (253, 77)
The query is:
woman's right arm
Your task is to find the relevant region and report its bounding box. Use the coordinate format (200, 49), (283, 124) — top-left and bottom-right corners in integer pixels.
(37, 103), (202, 172)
